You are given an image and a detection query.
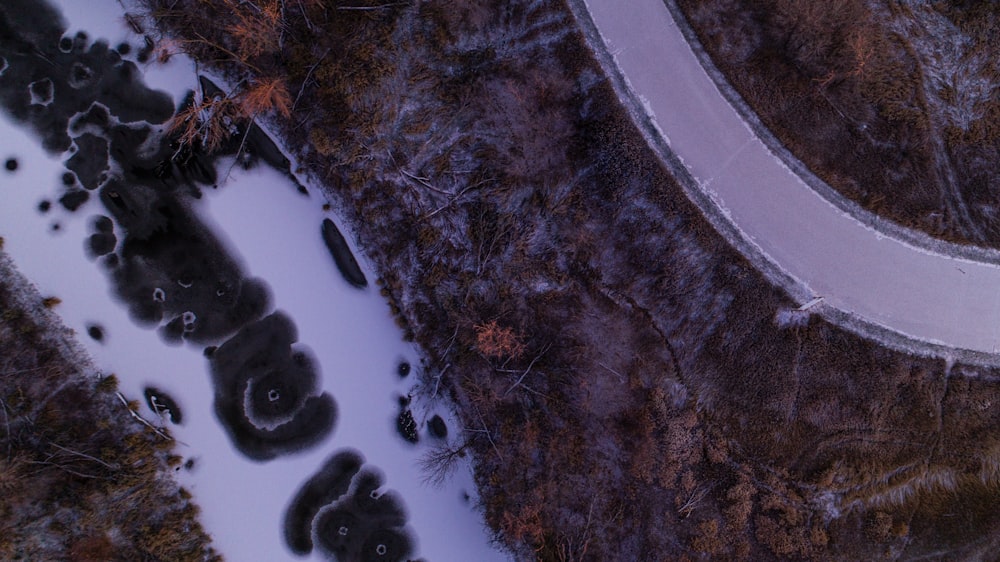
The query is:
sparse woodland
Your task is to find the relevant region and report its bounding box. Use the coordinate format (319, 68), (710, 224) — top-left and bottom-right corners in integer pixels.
(677, 0), (1000, 248)
(134, 0), (1000, 559)
(0, 256), (217, 561)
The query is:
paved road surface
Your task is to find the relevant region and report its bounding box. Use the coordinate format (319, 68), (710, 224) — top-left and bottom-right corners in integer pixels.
(570, 0), (1000, 364)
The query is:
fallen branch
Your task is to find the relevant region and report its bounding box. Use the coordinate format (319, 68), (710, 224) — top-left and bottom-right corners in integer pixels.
(292, 48), (331, 110)
(47, 442), (120, 471)
(678, 485), (710, 518)
(503, 343), (552, 397)
(465, 407), (503, 462)
(115, 392), (175, 442)
(597, 362), (625, 383)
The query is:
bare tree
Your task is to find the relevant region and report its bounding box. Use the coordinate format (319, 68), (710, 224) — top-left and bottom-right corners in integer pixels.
(417, 441), (469, 487)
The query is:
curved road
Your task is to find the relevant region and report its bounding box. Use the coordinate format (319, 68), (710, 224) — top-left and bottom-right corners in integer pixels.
(568, 0), (1000, 366)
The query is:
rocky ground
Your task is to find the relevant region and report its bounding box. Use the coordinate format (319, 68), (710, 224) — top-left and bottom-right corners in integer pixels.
(676, 0), (1000, 249)
(51, 0), (1000, 559)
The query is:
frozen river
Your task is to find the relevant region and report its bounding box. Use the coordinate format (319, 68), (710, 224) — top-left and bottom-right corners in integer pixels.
(0, 1), (509, 560)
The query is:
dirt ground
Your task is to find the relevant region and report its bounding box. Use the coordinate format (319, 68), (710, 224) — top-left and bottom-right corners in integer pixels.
(676, 0), (1000, 250)
(121, 0), (1000, 559)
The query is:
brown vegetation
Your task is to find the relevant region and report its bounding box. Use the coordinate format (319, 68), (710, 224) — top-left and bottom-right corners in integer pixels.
(138, 0), (1000, 559)
(148, 0), (293, 152)
(677, 0), (1000, 248)
(0, 259), (217, 560)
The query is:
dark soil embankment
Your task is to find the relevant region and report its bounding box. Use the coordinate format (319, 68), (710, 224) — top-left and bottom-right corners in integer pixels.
(676, 0), (1000, 249)
(139, 0), (1000, 559)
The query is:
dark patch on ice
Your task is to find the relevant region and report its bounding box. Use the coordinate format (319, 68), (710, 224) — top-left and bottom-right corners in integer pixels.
(0, 1), (173, 152)
(203, 345), (216, 357)
(396, 408), (418, 444)
(93, 214), (112, 232)
(208, 312), (336, 461)
(88, 229), (116, 255)
(107, 122), (153, 163)
(50, 222), (60, 231)
(427, 415), (447, 440)
(287, 453), (415, 561)
(61, 171), (75, 186)
(72, 31), (88, 51)
(59, 188), (88, 211)
(315, 469), (413, 562)
(37, 200), (50, 213)
(101, 186), (271, 341)
(143, 385), (182, 424)
(136, 43), (152, 64)
(4, 157), (17, 171)
(85, 323), (103, 341)
(65, 133), (108, 190)
(68, 102), (110, 133)
(68, 61), (96, 89)
(396, 361), (410, 378)
(322, 218), (367, 289)
(28, 77), (53, 105)
(284, 450), (364, 555)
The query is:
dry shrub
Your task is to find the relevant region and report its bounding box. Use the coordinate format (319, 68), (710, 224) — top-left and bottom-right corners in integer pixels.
(222, 0), (282, 60)
(474, 320), (525, 361)
(239, 77), (292, 118)
(68, 533), (116, 562)
(168, 95), (239, 153)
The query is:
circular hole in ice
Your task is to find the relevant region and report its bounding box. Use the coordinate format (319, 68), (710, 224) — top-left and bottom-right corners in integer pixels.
(338, 526), (349, 536)
(376, 544), (387, 555)
(267, 389), (280, 402)
(152, 288), (166, 302)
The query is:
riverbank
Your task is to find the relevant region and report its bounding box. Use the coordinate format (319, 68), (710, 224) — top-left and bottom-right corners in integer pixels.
(0, 251), (217, 561)
(133, 0), (1000, 559)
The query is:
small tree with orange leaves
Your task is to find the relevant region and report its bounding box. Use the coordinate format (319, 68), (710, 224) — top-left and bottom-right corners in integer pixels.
(238, 77), (292, 119)
(154, 0), (294, 153)
(223, 0), (283, 61)
(474, 320), (525, 362)
(168, 93), (240, 153)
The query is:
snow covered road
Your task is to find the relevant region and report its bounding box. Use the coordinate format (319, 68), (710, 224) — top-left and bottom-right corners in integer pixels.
(570, 0), (1000, 365)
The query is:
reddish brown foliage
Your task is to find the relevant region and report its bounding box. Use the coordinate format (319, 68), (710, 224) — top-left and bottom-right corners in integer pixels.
(68, 534), (116, 562)
(239, 77), (292, 118)
(474, 320), (525, 361)
(222, 0), (282, 60)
